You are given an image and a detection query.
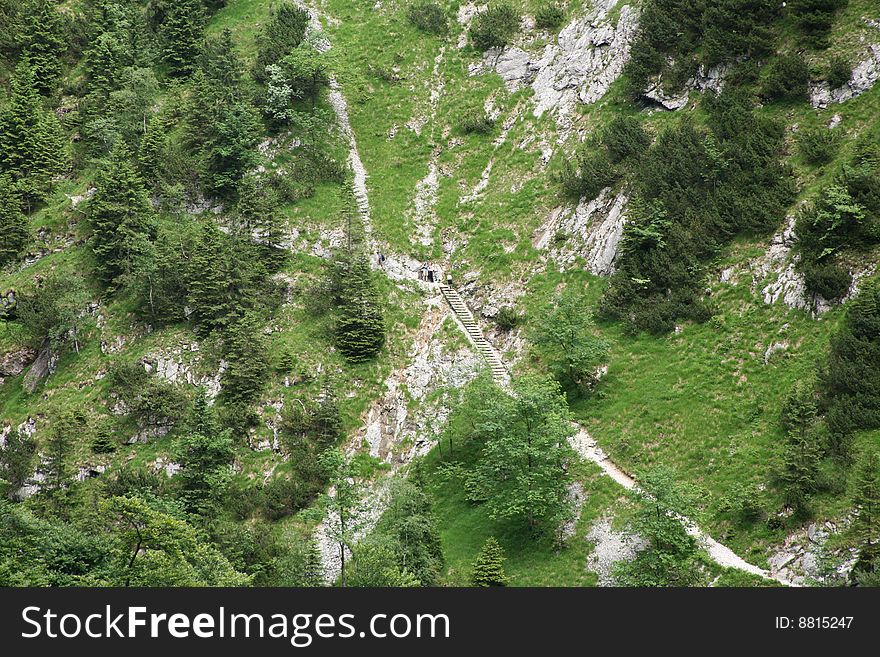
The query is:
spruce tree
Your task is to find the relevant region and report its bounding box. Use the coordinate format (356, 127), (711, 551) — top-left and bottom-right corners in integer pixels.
(0, 58), (67, 206)
(334, 251), (385, 363)
(470, 536), (509, 587)
(252, 3), (310, 83)
(220, 312), (269, 407)
(17, 0), (65, 95)
(0, 175), (29, 267)
(159, 0), (205, 77)
(850, 450), (880, 573)
(186, 222), (233, 333)
(87, 143), (157, 290)
(779, 381), (822, 514)
(234, 174), (285, 251)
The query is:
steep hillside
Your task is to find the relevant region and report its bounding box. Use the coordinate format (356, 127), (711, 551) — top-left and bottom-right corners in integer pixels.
(2, 0), (880, 587)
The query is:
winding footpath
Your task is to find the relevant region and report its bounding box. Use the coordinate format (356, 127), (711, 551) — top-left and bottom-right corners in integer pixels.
(304, 1), (792, 587)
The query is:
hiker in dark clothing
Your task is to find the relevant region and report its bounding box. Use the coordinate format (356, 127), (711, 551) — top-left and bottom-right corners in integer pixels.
(446, 272), (452, 286)
(427, 268), (435, 283)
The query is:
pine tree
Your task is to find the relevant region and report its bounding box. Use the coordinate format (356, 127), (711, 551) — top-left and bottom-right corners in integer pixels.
(470, 536), (509, 587)
(0, 58), (67, 206)
(0, 175), (29, 267)
(160, 0), (205, 77)
(220, 312), (269, 407)
(252, 3), (310, 83)
(137, 114), (168, 185)
(45, 411), (84, 506)
(16, 0), (65, 95)
(301, 539), (325, 586)
(779, 381), (821, 515)
(186, 222), (233, 333)
(333, 251), (385, 363)
(850, 450), (880, 572)
(87, 143), (157, 290)
(90, 422), (118, 454)
(234, 174), (285, 251)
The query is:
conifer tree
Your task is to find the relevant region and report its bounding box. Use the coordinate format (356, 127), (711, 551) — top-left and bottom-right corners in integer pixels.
(187, 222), (233, 333)
(221, 312), (269, 408)
(0, 175), (29, 267)
(137, 114), (168, 185)
(849, 449), (880, 573)
(0, 58), (67, 206)
(87, 143), (157, 290)
(252, 3), (310, 83)
(470, 537), (509, 587)
(779, 381), (821, 514)
(234, 174), (285, 251)
(16, 0), (65, 95)
(159, 0), (205, 77)
(333, 250), (385, 363)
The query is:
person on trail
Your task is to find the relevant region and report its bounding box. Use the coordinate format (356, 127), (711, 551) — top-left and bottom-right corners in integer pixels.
(427, 265), (435, 283)
(446, 272), (452, 286)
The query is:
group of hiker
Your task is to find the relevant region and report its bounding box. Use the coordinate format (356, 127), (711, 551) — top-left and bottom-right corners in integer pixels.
(375, 252), (452, 286)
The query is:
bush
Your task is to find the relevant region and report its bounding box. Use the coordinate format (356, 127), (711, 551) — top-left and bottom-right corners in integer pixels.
(407, 1), (448, 35)
(797, 127), (840, 165)
(469, 4), (520, 51)
(494, 306), (522, 331)
(603, 116), (651, 163)
(788, 0), (849, 49)
(827, 55), (851, 89)
(556, 149), (618, 201)
(802, 260), (852, 300)
(761, 53), (810, 101)
(535, 4), (565, 29)
(458, 106), (495, 134)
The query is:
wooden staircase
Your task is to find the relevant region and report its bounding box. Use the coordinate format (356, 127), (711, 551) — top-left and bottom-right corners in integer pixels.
(439, 284), (509, 384)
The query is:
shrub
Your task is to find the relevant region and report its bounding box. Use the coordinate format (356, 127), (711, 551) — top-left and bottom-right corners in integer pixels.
(494, 306), (522, 331)
(407, 1), (448, 35)
(535, 4), (565, 29)
(797, 127), (840, 165)
(827, 55), (851, 88)
(788, 0), (849, 49)
(761, 53), (810, 101)
(802, 260), (852, 301)
(458, 106), (495, 134)
(469, 4), (520, 51)
(556, 149), (618, 201)
(603, 116), (651, 163)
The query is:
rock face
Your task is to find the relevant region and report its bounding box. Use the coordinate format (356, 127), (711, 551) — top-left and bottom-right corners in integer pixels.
(536, 187), (629, 275)
(768, 521), (857, 586)
(811, 44), (880, 109)
(143, 344), (226, 401)
(474, 2), (639, 131)
(642, 64), (727, 110)
(750, 215), (876, 315)
(586, 517), (646, 586)
(0, 347), (37, 385)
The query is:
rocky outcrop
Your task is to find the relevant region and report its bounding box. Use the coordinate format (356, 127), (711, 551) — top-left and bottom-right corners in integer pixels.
(143, 343), (226, 401)
(23, 344), (57, 393)
(750, 215), (876, 315)
(768, 520), (857, 586)
(536, 187), (629, 275)
(0, 347), (37, 385)
(811, 44), (880, 109)
(642, 64), (727, 110)
(470, 3), (638, 133)
(586, 516), (646, 586)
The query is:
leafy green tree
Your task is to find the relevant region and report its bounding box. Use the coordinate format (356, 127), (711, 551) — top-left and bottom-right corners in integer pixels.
(252, 2), (310, 83)
(531, 289), (610, 394)
(470, 536), (509, 586)
(0, 175), (29, 267)
(320, 449), (364, 586)
(347, 538), (420, 587)
(375, 468), (444, 586)
(0, 58), (67, 207)
(159, 0), (204, 76)
(614, 467), (703, 587)
(849, 449), (880, 577)
(102, 495), (249, 586)
(0, 428), (37, 499)
(16, 273), (89, 356)
(87, 143), (157, 291)
(464, 376), (576, 529)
